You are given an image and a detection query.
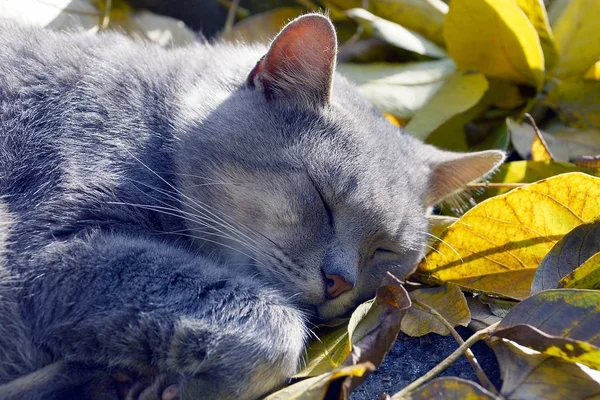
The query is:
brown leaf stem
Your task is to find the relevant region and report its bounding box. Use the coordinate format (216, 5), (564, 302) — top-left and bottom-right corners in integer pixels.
(391, 321), (500, 399)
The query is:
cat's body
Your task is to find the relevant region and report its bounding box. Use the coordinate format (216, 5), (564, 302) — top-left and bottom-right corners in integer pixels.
(0, 15), (503, 400)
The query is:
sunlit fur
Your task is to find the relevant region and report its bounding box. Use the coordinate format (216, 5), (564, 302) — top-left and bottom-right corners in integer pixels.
(0, 16), (503, 399)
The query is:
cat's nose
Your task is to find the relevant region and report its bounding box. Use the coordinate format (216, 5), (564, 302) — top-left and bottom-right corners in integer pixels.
(325, 274), (353, 298)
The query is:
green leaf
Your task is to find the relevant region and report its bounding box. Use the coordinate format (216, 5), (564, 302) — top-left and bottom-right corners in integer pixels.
(559, 252), (600, 289)
(346, 8), (447, 58)
(417, 173), (600, 299)
(404, 71), (488, 139)
(531, 219), (600, 293)
(444, 0), (545, 88)
(551, 0), (600, 78)
(337, 60), (456, 119)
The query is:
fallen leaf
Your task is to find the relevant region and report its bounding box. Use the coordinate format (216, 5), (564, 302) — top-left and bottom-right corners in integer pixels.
(494, 324), (600, 370)
(337, 60), (456, 119)
(551, 0), (600, 78)
(444, 0), (545, 88)
(298, 279), (410, 378)
(406, 377), (502, 400)
(466, 297), (502, 329)
(491, 339), (600, 399)
(404, 71), (488, 140)
(559, 252), (600, 289)
(264, 363), (374, 400)
(499, 289), (600, 346)
(402, 284), (471, 337)
(531, 219), (600, 293)
(346, 8), (447, 58)
(417, 173), (600, 299)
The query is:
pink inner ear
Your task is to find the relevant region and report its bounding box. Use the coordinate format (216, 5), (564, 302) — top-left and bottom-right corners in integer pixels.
(254, 15), (337, 105)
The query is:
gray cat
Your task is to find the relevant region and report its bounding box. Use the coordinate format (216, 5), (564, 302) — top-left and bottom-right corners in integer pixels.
(0, 13), (503, 400)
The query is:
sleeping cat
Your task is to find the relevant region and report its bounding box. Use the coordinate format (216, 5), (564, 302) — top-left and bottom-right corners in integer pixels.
(0, 13), (504, 400)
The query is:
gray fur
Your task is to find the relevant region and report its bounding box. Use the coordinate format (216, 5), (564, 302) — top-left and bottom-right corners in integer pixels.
(0, 15), (503, 399)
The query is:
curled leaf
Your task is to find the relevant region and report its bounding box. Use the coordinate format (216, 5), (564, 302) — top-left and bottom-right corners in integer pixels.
(531, 219), (600, 294)
(402, 284), (471, 337)
(558, 252), (600, 289)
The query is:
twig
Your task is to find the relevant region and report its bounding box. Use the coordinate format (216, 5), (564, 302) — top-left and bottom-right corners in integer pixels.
(391, 321), (500, 399)
(223, 0), (240, 35)
(100, 0), (112, 29)
(409, 298), (498, 394)
(524, 113), (555, 161)
(467, 182), (527, 189)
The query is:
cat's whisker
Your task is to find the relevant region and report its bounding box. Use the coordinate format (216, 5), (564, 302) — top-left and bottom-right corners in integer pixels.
(123, 150), (264, 248)
(108, 201), (263, 257)
(123, 177), (263, 249)
(422, 231), (463, 263)
(424, 243), (445, 258)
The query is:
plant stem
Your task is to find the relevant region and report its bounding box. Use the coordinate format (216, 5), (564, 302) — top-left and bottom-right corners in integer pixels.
(223, 0), (240, 35)
(524, 113), (555, 161)
(410, 298), (498, 394)
(391, 321), (500, 399)
(467, 182), (526, 189)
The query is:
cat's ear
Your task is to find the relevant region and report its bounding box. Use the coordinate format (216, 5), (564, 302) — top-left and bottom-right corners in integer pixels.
(424, 148), (505, 206)
(247, 14), (337, 107)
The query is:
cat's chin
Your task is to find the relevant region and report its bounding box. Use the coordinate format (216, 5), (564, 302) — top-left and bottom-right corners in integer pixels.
(315, 294), (358, 321)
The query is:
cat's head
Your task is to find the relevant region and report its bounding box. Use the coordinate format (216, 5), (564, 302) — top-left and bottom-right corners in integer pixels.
(177, 14), (504, 320)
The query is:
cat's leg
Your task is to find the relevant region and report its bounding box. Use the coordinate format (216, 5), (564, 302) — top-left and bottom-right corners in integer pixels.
(21, 233), (307, 400)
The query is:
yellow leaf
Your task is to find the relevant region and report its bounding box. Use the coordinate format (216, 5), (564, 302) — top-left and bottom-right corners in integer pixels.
(488, 80), (525, 109)
(444, 0), (545, 88)
(545, 79), (600, 129)
(404, 71), (488, 139)
(475, 160), (600, 200)
(265, 363), (372, 400)
(416, 173), (600, 299)
(585, 61), (600, 80)
(552, 0), (600, 79)
(328, 0), (449, 45)
(402, 284), (471, 337)
(531, 133), (553, 161)
(559, 252), (600, 289)
(382, 113), (406, 127)
(515, 0), (560, 70)
(406, 377), (501, 400)
(221, 7), (303, 43)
